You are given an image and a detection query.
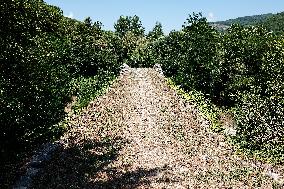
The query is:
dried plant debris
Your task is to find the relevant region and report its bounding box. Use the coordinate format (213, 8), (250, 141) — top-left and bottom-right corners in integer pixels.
(29, 68), (283, 188)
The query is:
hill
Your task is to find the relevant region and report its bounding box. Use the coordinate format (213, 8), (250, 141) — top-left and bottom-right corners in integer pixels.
(262, 12), (284, 35)
(213, 13), (273, 26)
(211, 12), (284, 34)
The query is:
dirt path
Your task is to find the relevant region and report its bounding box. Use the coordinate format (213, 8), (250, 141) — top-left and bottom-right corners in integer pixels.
(30, 68), (283, 188)
(102, 68), (196, 188)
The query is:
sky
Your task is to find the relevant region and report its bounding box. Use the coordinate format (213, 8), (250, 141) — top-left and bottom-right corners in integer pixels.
(45, 0), (284, 34)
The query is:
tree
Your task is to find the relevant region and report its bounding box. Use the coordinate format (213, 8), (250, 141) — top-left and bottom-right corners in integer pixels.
(261, 12), (284, 35)
(0, 0), (71, 150)
(84, 16), (93, 28)
(114, 15), (145, 37)
(148, 22), (164, 40)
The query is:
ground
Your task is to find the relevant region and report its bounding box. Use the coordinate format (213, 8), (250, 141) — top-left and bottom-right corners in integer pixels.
(30, 68), (283, 188)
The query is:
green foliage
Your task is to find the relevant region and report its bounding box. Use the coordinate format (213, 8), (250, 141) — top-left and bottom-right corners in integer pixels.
(150, 30), (184, 75)
(71, 73), (116, 111)
(113, 17), (163, 68)
(233, 94), (284, 163)
(129, 22), (165, 68)
(114, 15), (145, 37)
(120, 31), (143, 64)
(179, 13), (220, 94)
(213, 13), (273, 27)
(208, 23), (284, 163)
(167, 79), (222, 132)
(229, 35), (284, 163)
(149, 13), (284, 163)
(0, 0), (70, 149)
(128, 36), (156, 67)
(261, 12), (284, 35)
(148, 22), (164, 40)
(0, 0), (122, 153)
(113, 15), (146, 64)
(212, 11), (284, 35)
(218, 25), (272, 106)
(0, 0), (63, 40)
(64, 17), (120, 76)
(152, 13), (220, 96)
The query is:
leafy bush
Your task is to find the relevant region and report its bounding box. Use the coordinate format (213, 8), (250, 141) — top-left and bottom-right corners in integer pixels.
(0, 0), (122, 152)
(58, 16), (122, 76)
(114, 15), (146, 64)
(0, 0), (71, 149)
(114, 15), (145, 37)
(71, 73), (116, 111)
(218, 25), (273, 106)
(148, 13), (284, 163)
(231, 35), (284, 162)
(151, 13), (220, 97)
(234, 94), (284, 158)
(178, 13), (220, 94)
(128, 36), (156, 68)
(151, 30), (184, 75)
(147, 22), (164, 41)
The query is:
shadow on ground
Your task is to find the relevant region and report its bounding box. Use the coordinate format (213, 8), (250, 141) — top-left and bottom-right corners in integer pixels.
(29, 136), (167, 189)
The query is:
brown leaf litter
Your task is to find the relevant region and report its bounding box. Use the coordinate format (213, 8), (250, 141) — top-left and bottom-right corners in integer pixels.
(29, 68), (283, 189)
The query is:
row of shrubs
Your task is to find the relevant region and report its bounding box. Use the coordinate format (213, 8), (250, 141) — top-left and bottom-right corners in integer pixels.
(0, 0), (124, 153)
(145, 13), (284, 163)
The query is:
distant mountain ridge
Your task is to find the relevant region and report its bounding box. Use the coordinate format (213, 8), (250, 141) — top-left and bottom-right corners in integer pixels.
(211, 12), (284, 34)
(213, 13), (273, 26)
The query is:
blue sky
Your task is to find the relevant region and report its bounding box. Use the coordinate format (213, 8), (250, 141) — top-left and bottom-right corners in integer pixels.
(45, 0), (284, 33)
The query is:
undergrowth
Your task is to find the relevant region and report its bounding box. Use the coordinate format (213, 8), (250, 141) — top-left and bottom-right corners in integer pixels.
(166, 78), (223, 132)
(71, 72), (117, 113)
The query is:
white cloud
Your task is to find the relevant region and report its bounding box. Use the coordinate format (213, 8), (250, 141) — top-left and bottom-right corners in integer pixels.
(65, 12), (74, 19)
(207, 12), (215, 22)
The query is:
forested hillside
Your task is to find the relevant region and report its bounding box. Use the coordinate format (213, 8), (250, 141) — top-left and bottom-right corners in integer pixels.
(262, 12), (284, 34)
(213, 13), (273, 26)
(1, 1), (284, 187)
(212, 12), (284, 34)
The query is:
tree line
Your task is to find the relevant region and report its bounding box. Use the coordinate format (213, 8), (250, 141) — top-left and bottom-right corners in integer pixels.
(144, 13), (284, 164)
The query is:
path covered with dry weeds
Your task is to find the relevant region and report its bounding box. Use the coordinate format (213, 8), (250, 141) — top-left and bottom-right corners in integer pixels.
(30, 68), (283, 188)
